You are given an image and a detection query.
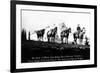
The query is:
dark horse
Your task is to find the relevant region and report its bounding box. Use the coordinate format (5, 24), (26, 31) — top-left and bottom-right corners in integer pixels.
(35, 29), (45, 41)
(47, 27), (57, 43)
(60, 28), (71, 44)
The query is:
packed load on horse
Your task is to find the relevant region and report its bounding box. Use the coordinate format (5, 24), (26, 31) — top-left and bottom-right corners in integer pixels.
(73, 25), (86, 45)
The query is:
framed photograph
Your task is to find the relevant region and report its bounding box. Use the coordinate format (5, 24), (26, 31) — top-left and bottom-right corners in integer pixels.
(11, 0), (97, 72)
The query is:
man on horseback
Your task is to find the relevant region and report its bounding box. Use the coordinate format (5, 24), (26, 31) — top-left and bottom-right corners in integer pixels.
(73, 24), (86, 45)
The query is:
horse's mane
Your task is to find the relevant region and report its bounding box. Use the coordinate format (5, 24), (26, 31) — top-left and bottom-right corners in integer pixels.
(62, 28), (71, 33)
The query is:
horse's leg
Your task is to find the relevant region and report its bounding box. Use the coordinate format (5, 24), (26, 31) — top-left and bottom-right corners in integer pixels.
(41, 37), (43, 41)
(53, 37), (55, 43)
(52, 37), (53, 42)
(74, 38), (77, 44)
(54, 37), (56, 43)
(40, 37), (42, 41)
(38, 37), (40, 41)
(61, 37), (63, 43)
(73, 37), (75, 44)
(65, 38), (67, 44)
(51, 37), (53, 42)
(76, 38), (77, 44)
(47, 37), (49, 42)
(53, 37), (54, 42)
(66, 38), (68, 44)
(37, 35), (39, 41)
(48, 37), (50, 42)
(50, 37), (52, 42)
(73, 34), (76, 44)
(74, 39), (75, 44)
(80, 38), (83, 45)
(37, 36), (39, 41)
(54, 37), (55, 43)
(49, 37), (50, 42)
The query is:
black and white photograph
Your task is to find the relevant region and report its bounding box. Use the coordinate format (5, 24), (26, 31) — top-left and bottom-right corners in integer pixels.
(11, 1), (97, 72)
(21, 9), (90, 63)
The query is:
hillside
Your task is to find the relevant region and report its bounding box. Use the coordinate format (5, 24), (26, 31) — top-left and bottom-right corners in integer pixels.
(21, 40), (90, 63)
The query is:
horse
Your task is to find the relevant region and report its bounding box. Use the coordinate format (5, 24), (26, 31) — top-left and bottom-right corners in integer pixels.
(31, 26), (50, 41)
(60, 28), (71, 44)
(35, 29), (45, 41)
(47, 27), (57, 43)
(73, 28), (85, 44)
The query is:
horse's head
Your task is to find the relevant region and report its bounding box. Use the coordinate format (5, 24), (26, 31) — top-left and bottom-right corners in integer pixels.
(55, 27), (57, 29)
(54, 27), (57, 32)
(81, 27), (85, 34)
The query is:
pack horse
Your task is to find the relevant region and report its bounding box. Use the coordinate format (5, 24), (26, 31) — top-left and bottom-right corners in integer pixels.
(60, 28), (71, 44)
(47, 27), (57, 43)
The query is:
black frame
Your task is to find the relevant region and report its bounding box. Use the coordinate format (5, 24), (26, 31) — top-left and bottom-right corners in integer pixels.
(10, 0), (97, 73)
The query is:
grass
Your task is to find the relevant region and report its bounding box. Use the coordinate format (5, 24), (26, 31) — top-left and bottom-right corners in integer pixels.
(21, 40), (90, 63)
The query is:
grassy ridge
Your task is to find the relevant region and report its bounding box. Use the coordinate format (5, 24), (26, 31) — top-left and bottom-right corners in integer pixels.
(21, 40), (90, 63)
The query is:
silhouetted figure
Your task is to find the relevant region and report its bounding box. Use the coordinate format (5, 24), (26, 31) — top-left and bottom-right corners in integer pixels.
(21, 29), (27, 41)
(47, 27), (57, 43)
(61, 28), (71, 44)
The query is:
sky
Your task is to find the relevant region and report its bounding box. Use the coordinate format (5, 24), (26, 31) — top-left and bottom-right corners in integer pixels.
(22, 9), (90, 42)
